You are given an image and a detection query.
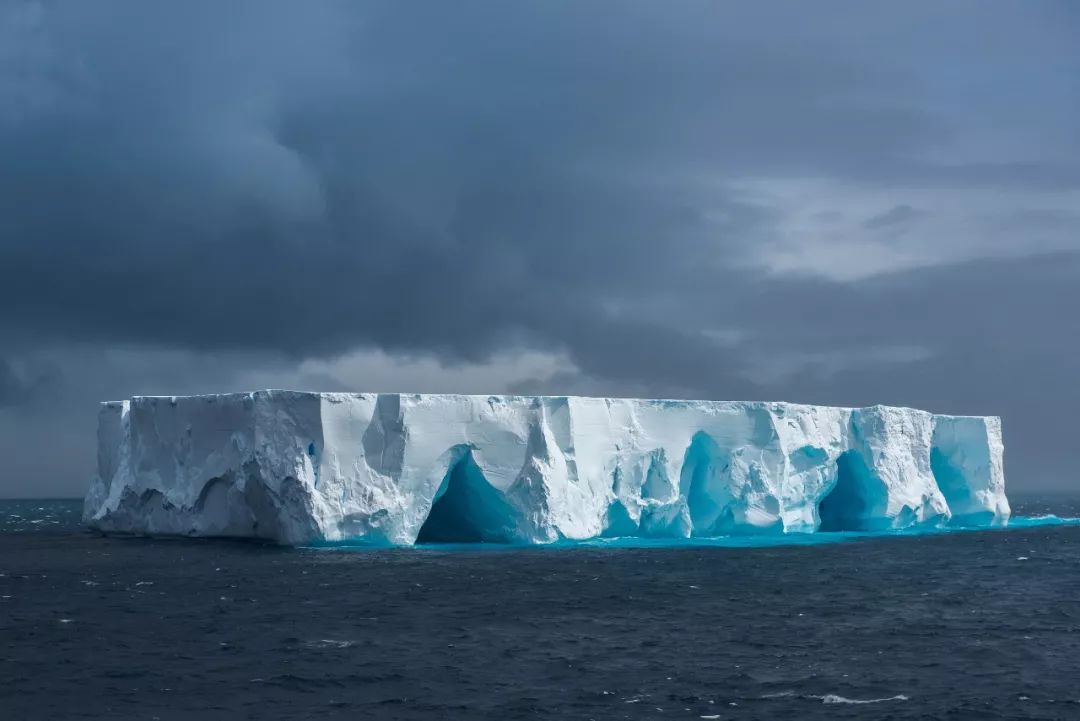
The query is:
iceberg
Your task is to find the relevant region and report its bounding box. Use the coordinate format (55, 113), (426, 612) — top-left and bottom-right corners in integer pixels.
(83, 391), (1010, 545)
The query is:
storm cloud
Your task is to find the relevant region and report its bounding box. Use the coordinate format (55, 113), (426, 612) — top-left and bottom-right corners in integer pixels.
(1, 0), (1078, 495)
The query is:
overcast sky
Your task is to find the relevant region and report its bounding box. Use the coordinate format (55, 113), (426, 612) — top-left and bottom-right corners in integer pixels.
(2, 0), (1078, 497)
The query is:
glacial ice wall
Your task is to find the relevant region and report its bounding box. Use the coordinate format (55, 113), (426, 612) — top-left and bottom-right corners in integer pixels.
(83, 392), (1010, 545)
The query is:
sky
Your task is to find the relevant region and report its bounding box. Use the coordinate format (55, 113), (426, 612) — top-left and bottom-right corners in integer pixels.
(1, 0), (1078, 497)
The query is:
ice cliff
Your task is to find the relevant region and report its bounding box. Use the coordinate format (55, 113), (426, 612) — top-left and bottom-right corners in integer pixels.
(83, 392), (1010, 545)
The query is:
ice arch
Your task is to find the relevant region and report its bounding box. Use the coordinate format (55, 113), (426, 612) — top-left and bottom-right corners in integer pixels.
(415, 450), (520, 543)
(817, 450), (889, 532)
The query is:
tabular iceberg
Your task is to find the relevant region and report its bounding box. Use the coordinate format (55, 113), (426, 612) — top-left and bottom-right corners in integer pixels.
(83, 391), (1010, 545)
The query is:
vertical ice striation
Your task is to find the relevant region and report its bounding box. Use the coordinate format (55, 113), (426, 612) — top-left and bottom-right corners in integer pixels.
(83, 392), (1010, 545)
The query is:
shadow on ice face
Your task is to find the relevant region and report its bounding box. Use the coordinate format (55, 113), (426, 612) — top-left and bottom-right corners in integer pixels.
(415, 452), (520, 544)
(817, 450), (891, 532)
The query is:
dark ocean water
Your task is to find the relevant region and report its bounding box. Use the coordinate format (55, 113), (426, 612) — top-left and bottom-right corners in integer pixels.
(2, 496), (1080, 720)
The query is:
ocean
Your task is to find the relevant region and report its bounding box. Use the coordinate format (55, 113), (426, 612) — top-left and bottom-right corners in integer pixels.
(2, 496), (1079, 720)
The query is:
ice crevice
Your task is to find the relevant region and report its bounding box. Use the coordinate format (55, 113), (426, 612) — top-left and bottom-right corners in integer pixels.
(84, 392), (1011, 545)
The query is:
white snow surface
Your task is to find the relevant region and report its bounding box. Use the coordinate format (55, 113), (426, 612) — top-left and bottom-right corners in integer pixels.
(83, 391), (1010, 545)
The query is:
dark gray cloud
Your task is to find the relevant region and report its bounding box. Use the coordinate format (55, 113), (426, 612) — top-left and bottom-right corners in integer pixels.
(864, 204), (924, 230)
(0, 357), (58, 407)
(0, 1), (1078, 495)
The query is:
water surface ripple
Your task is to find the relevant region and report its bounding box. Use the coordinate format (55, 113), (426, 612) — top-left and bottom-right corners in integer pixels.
(1, 496), (1079, 720)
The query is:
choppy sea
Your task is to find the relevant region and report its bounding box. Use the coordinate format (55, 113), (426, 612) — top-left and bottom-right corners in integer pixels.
(2, 495), (1079, 720)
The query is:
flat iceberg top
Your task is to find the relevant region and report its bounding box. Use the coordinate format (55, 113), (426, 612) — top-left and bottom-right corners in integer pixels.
(85, 391), (1009, 545)
(112, 389), (994, 417)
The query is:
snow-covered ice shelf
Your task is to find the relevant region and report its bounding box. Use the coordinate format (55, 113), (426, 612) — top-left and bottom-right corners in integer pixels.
(83, 392), (1010, 545)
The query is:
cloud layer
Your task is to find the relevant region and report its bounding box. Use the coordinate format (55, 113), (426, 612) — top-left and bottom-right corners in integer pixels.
(2, 1), (1078, 495)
